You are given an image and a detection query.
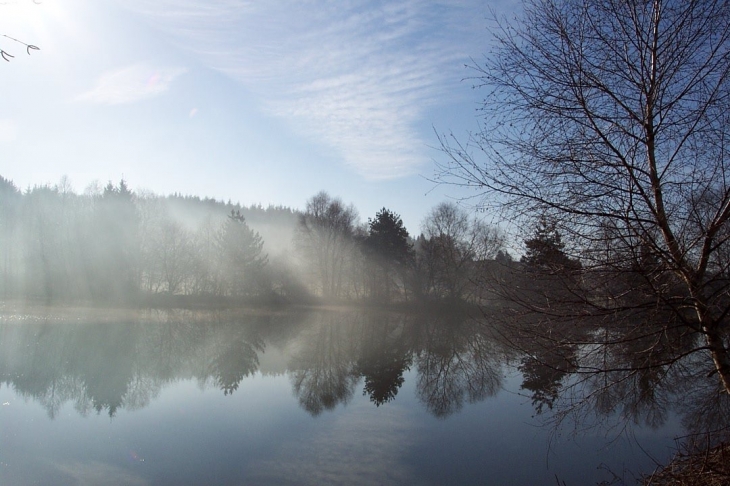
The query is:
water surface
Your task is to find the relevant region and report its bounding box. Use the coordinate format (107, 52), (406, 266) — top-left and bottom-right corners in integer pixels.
(0, 307), (682, 485)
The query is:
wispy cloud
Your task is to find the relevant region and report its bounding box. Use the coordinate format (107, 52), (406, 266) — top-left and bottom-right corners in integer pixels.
(77, 64), (187, 105)
(119, 0), (485, 179)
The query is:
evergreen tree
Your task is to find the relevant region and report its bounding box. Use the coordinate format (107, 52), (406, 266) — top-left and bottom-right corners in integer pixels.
(217, 210), (268, 297)
(0, 176), (21, 297)
(91, 179), (139, 300)
(521, 217), (580, 272)
(364, 208), (413, 301)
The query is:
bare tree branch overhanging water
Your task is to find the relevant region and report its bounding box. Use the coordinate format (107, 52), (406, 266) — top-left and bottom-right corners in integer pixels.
(436, 0), (730, 394)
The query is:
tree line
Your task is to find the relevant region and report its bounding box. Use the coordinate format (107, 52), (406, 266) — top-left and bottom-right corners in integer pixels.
(0, 177), (508, 305)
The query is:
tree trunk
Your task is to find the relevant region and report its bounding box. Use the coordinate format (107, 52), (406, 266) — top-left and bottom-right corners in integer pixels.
(704, 326), (730, 394)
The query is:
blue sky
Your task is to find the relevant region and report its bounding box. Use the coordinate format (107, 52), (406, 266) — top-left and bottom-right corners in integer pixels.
(1, 0), (517, 233)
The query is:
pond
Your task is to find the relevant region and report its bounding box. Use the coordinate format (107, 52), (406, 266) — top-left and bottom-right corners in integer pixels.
(0, 306), (684, 485)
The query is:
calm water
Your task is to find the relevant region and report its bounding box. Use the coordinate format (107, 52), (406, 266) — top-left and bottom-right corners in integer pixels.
(0, 307), (682, 485)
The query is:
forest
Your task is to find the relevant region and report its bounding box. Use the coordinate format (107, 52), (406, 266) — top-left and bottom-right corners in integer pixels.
(0, 175), (510, 306)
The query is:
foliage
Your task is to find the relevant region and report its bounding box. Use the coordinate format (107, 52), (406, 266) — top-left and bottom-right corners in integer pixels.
(521, 217), (581, 273)
(0, 177), (282, 302)
(94, 179), (140, 300)
(1, 178), (508, 306)
(364, 208), (414, 301)
(366, 208), (412, 266)
(216, 210), (268, 297)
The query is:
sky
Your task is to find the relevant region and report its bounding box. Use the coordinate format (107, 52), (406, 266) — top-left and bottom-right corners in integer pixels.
(0, 0), (518, 234)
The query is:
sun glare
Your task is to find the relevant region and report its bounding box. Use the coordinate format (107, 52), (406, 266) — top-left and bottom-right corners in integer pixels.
(1, 0), (69, 57)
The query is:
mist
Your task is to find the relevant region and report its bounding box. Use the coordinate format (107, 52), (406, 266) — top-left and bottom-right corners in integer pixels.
(0, 176), (508, 308)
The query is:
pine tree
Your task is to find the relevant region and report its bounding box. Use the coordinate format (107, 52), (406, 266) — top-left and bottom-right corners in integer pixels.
(521, 218), (580, 272)
(364, 208), (414, 301)
(217, 210), (268, 297)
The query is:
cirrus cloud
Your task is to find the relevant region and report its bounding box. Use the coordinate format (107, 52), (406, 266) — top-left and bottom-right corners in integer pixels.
(117, 0), (486, 180)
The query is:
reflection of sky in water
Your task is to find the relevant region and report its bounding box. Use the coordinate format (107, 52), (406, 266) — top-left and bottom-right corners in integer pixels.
(0, 370), (681, 485)
(0, 310), (684, 485)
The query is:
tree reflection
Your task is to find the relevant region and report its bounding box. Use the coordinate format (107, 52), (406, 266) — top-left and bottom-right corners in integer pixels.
(0, 320), (141, 417)
(9, 306), (723, 437)
(508, 305), (730, 439)
(519, 354), (573, 416)
(677, 367), (730, 440)
(355, 313), (412, 406)
(289, 312), (359, 415)
(414, 314), (504, 417)
(0, 309), (518, 419)
(208, 321), (263, 396)
(0, 310), (272, 417)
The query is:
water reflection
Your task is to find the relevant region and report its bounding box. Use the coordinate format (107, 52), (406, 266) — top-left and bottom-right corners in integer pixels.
(0, 320), (143, 418)
(0, 306), (727, 438)
(356, 313), (411, 407)
(0, 308), (507, 419)
(509, 309), (730, 439)
(207, 320), (263, 396)
(289, 313), (360, 415)
(414, 314), (503, 417)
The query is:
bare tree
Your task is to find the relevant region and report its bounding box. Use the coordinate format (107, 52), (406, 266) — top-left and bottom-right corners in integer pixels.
(156, 219), (194, 294)
(419, 202), (505, 300)
(295, 191), (359, 299)
(437, 0), (730, 393)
